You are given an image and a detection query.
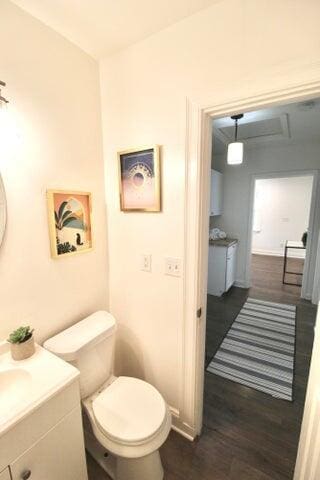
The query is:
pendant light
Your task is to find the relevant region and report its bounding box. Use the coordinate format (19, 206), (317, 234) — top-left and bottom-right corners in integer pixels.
(227, 113), (243, 165)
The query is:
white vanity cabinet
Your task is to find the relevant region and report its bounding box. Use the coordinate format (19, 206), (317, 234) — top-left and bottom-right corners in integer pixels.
(10, 407), (86, 480)
(0, 468), (10, 480)
(0, 382), (88, 480)
(209, 170), (223, 216)
(208, 241), (238, 296)
(0, 345), (88, 480)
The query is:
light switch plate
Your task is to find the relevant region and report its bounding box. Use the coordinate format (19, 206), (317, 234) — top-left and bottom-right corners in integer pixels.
(141, 254), (152, 272)
(165, 257), (182, 277)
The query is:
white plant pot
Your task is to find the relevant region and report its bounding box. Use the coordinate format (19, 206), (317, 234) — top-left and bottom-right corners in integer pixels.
(10, 336), (35, 361)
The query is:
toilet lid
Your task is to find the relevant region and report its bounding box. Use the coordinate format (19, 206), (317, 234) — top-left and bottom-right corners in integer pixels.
(92, 376), (167, 444)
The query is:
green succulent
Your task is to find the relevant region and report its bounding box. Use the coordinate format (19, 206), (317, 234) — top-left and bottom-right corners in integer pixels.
(8, 326), (34, 344)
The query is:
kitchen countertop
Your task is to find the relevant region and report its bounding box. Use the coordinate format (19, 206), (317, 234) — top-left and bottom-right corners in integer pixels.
(209, 238), (238, 247)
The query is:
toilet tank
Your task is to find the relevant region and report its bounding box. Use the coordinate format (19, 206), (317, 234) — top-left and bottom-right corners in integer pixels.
(44, 311), (116, 399)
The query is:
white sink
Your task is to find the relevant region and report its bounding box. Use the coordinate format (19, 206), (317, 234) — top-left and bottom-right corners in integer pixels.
(0, 341), (79, 437)
(0, 368), (32, 417)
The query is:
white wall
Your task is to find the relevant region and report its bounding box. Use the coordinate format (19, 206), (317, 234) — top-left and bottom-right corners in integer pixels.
(99, 0), (320, 428)
(0, 1), (108, 342)
(252, 176), (313, 257)
(212, 142), (320, 291)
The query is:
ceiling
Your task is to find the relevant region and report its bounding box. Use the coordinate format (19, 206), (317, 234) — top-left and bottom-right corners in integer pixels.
(213, 99), (320, 156)
(11, 0), (221, 59)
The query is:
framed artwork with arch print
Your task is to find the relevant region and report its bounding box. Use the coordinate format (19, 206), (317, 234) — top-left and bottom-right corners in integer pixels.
(118, 145), (161, 212)
(47, 190), (93, 258)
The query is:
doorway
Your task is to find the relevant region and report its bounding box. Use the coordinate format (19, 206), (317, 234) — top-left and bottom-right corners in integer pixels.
(178, 69), (320, 480)
(249, 173), (317, 304)
(201, 99), (320, 478)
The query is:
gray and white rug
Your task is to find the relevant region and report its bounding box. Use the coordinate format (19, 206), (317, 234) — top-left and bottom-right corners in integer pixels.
(207, 297), (296, 401)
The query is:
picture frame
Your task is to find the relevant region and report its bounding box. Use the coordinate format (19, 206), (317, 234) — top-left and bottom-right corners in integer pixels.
(118, 145), (161, 212)
(46, 189), (93, 259)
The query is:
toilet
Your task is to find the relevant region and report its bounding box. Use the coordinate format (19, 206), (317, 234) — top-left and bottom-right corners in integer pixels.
(44, 311), (171, 480)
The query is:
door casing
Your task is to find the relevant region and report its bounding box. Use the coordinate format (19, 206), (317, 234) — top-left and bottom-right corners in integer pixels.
(181, 68), (320, 480)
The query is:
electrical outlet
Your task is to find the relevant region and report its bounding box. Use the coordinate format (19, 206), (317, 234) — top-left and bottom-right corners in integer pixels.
(165, 257), (182, 277)
(141, 254), (152, 272)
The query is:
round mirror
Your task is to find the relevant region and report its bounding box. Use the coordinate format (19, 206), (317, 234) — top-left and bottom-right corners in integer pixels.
(0, 175), (6, 247)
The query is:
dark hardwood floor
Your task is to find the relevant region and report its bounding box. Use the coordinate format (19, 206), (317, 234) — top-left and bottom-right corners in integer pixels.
(201, 254), (316, 480)
(88, 254), (317, 480)
(250, 253), (305, 304)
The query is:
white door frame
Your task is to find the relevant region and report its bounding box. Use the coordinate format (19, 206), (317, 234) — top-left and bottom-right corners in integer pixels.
(244, 170), (320, 301)
(294, 302), (320, 480)
(182, 69), (320, 479)
(312, 235), (320, 304)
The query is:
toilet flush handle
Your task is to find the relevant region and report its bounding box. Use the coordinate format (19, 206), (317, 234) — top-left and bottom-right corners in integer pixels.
(21, 470), (32, 480)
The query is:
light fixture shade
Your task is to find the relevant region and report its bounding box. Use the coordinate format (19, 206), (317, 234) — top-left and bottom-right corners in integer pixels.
(227, 142), (243, 165)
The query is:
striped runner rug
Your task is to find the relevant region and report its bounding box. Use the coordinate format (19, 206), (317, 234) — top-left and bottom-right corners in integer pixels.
(206, 297), (296, 401)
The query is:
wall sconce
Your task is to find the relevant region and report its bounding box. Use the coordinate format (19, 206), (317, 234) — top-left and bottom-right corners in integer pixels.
(0, 80), (9, 126)
(0, 81), (9, 107)
(0, 81), (13, 159)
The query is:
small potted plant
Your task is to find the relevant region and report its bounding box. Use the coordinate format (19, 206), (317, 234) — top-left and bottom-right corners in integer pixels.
(8, 326), (35, 360)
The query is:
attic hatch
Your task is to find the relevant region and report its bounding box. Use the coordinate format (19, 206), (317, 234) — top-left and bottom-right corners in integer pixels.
(214, 113), (290, 146)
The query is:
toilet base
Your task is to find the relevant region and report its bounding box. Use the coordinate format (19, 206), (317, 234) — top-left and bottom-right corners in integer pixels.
(84, 428), (164, 480)
(117, 451), (163, 480)
(84, 429), (116, 479)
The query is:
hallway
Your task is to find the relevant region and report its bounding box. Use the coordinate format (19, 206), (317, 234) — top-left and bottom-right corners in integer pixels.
(203, 254), (316, 479)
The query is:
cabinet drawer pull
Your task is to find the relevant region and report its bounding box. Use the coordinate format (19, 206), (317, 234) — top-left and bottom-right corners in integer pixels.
(21, 470), (31, 480)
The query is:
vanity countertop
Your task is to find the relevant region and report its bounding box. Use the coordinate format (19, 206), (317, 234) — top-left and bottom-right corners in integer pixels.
(0, 341), (79, 437)
(209, 238), (238, 247)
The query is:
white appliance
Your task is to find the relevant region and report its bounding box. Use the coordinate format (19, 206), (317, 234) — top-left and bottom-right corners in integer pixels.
(207, 242), (238, 296)
(209, 169), (223, 216)
(44, 311), (171, 480)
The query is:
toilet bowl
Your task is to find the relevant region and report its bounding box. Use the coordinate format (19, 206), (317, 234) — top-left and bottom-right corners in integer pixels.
(44, 311), (171, 480)
(84, 376), (171, 480)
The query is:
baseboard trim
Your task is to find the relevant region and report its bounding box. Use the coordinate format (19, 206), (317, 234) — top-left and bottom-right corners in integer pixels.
(252, 249), (305, 259)
(234, 280), (250, 289)
(252, 249), (283, 257)
(169, 406), (196, 441)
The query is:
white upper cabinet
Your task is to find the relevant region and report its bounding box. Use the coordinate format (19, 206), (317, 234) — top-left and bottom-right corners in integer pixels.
(210, 170), (223, 216)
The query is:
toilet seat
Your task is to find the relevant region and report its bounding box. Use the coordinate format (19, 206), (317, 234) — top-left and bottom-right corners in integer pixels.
(92, 376), (167, 445)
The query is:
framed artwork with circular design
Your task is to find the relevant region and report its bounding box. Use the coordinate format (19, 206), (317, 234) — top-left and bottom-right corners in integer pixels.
(118, 145), (161, 212)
